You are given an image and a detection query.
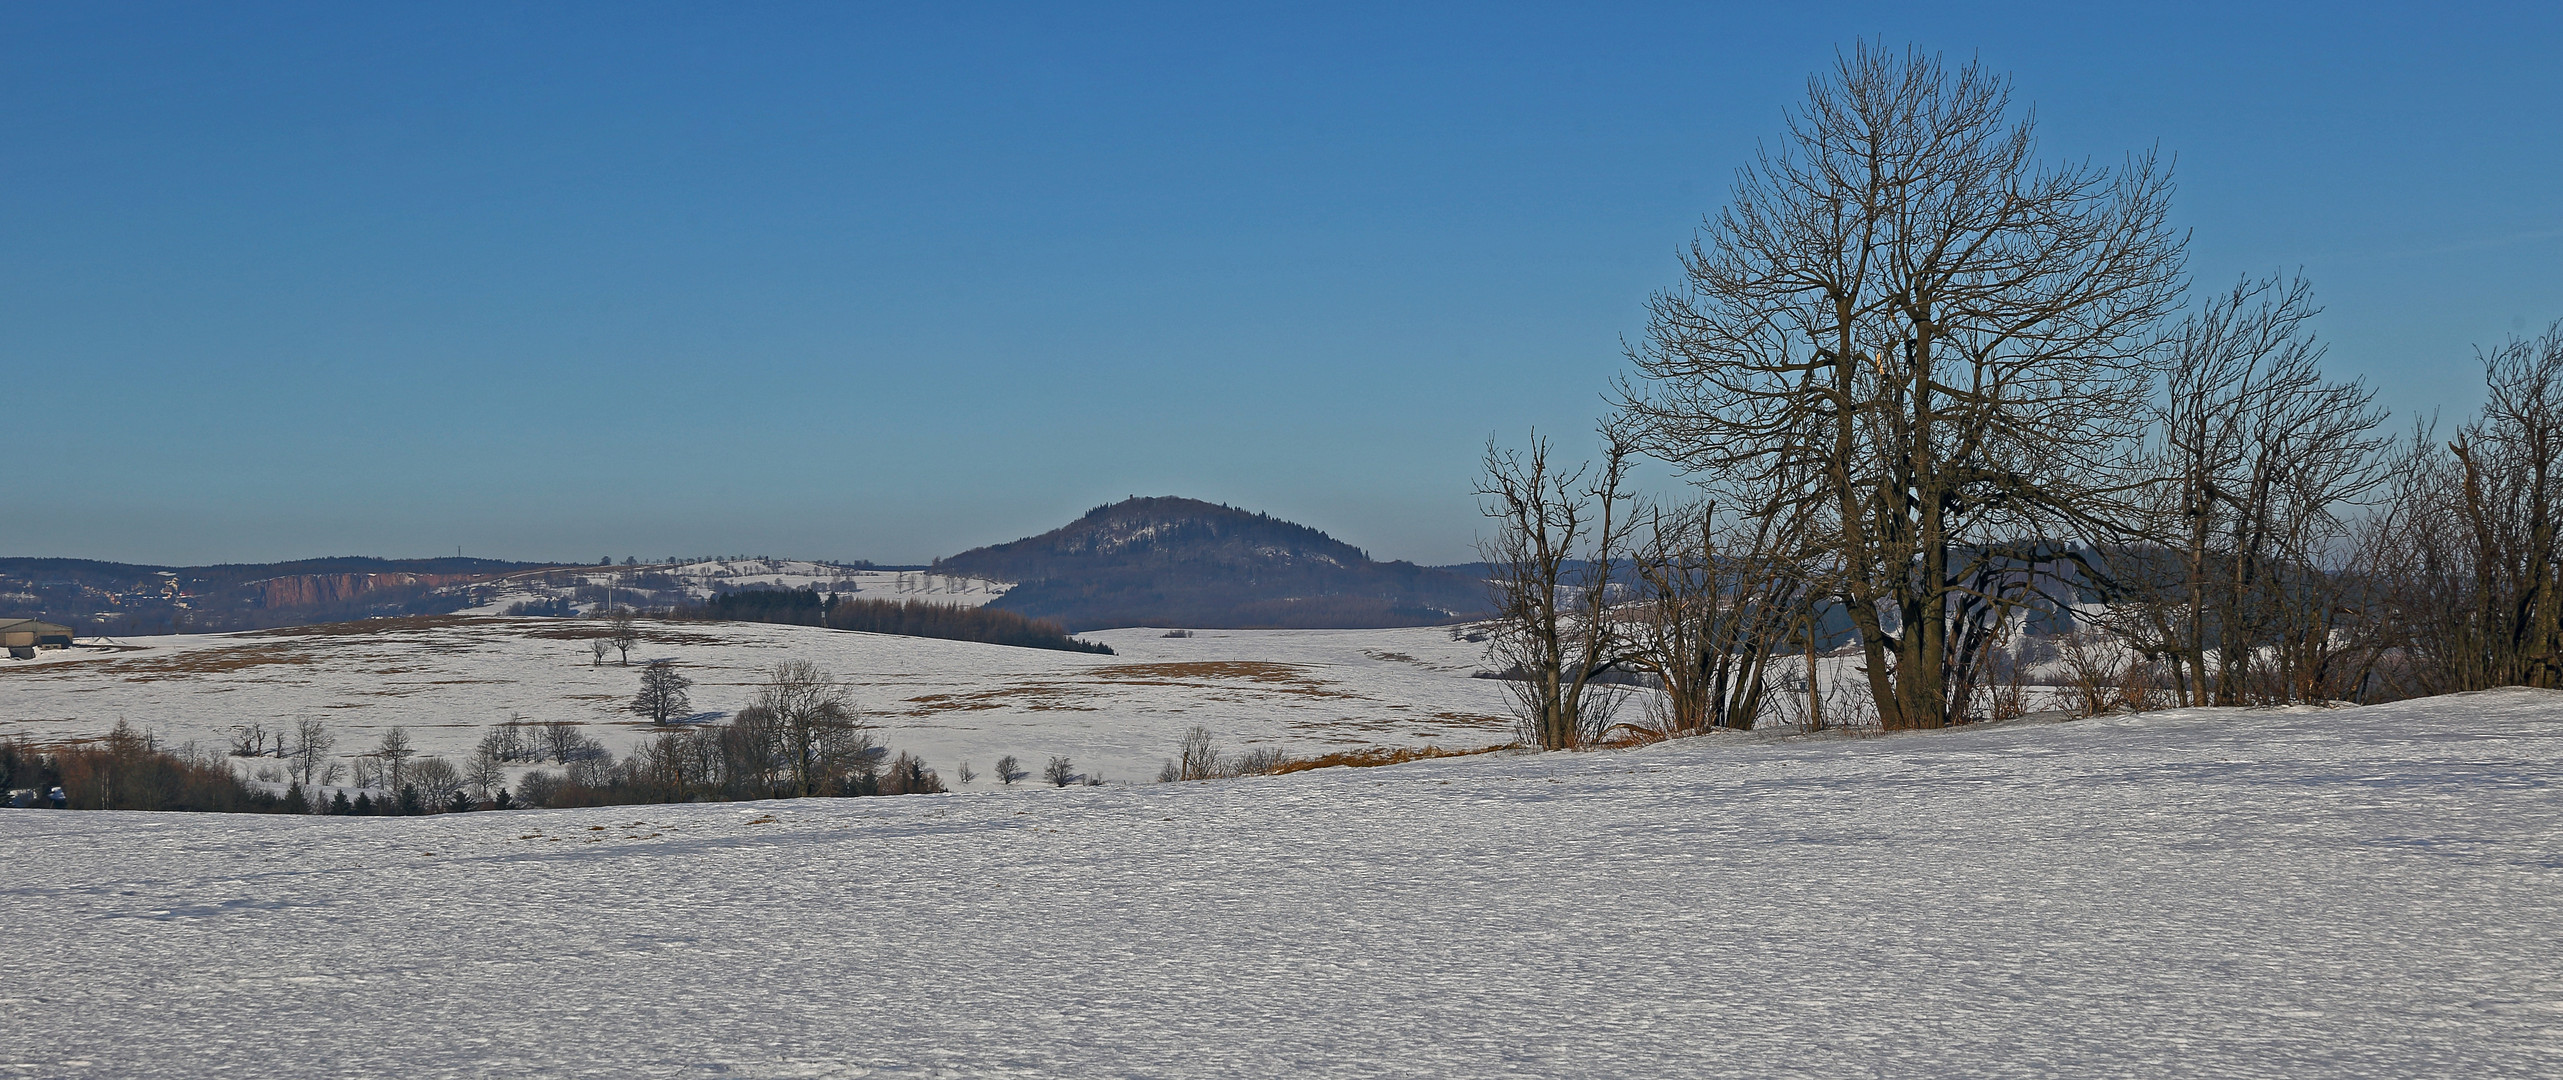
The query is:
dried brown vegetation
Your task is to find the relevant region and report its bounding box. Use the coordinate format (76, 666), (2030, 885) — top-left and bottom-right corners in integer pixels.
(1270, 743), (1509, 774)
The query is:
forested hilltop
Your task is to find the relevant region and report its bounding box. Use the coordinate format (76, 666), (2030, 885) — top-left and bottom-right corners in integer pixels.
(670, 589), (1113, 654)
(934, 497), (1488, 631)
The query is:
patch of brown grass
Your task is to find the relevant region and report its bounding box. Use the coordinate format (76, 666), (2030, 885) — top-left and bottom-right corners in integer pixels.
(1271, 743), (1511, 774)
(1087, 660), (1352, 698)
(1094, 660), (1309, 683)
(102, 644), (320, 680)
(905, 685), (1101, 713)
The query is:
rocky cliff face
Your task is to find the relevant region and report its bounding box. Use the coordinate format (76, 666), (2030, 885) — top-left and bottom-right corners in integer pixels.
(254, 572), (490, 609)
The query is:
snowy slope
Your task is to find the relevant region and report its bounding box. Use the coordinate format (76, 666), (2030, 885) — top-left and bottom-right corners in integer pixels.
(3, 689), (2558, 1077)
(455, 559), (1009, 616)
(0, 617), (1515, 784)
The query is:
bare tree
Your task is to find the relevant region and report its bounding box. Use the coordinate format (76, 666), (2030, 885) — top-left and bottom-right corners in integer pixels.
(1618, 43), (2185, 729)
(995, 754), (1025, 785)
(2368, 320), (2563, 694)
(1477, 430), (1637, 749)
(409, 756), (464, 808)
(1176, 726), (1220, 781)
(589, 638), (611, 667)
(740, 659), (873, 797)
(2107, 273), (2388, 705)
(631, 659), (695, 724)
(479, 719), (534, 763)
(538, 721), (593, 765)
(464, 746), (507, 804)
(955, 760), (976, 785)
(1044, 755), (1075, 787)
(290, 717), (335, 788)
(1619, 499), (1808, 733)
(606, 609), (639, 666)
(226, 722), (273, 759)
(370, 727), (416, 793)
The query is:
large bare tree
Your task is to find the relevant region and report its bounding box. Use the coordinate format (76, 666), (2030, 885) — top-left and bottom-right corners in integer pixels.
(1619, 43), (2185, 729)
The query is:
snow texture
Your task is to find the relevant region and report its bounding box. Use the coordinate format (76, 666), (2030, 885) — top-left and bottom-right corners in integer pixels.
(0, 618), (1516, 789)
(5, 689), (2560, 1078)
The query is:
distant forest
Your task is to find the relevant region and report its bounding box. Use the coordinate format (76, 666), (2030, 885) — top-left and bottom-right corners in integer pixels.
(671, 589), (1113, 654)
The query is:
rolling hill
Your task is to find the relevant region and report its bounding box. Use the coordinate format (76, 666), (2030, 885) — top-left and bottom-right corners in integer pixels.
(933, 497), (1490, 631)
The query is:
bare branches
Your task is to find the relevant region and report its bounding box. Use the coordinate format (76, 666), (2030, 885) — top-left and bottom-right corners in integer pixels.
(2368, 321), (2563, 694)
(1617, 499), (1810, 734)
(742, 659), (875, 798)
(2103, 273), (2390, 706)
(1620, 43), (2184, 729)
(1476, 430), (1638, 749)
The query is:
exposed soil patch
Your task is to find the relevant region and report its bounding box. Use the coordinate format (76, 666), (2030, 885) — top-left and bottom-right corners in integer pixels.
(97, 645), (321, 680)
(1087, 661), (1354, 698)
(1272, 743), (1510, 773)
(906, 685), (1102, 713)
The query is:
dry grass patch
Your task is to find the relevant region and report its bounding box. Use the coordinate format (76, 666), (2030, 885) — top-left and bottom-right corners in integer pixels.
(906, 685), (1101, 713)
(1088, 660), (1353, 698)
(99, 644), (320, 680)
(1271, 743), (1511, 774)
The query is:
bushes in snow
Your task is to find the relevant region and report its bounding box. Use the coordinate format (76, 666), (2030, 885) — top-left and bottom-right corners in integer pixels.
(1155, 726), (1295, 783)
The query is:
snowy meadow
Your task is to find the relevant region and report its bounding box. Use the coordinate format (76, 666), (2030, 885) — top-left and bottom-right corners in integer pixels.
(6, 689), (2559, 1078)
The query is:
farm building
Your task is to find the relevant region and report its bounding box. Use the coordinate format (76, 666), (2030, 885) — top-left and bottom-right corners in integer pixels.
(1, 618), (74, 658)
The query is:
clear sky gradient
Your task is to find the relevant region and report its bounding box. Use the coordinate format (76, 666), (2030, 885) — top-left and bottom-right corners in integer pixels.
(6, 2), (2558, 566)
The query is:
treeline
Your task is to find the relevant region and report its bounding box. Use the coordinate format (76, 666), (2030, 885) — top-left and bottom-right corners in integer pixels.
(11, 662), (976, 815)
(4, 724), (296, 813)
(525, 660), (948, 806)
(1481, 46), (2563, 747)
(672, 589), (1113, 654)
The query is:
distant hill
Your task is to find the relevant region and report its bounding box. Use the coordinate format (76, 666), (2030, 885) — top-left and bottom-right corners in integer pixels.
(932, 497), (1489, 631)
(0, 556), (558, 635)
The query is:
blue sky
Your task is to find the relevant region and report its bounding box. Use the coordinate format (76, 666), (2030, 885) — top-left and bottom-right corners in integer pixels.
(5, 2), (2557, 566)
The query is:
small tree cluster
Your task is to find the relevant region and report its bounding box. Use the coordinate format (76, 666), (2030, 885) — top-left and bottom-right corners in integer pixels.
(1155, 726), (1293, 782)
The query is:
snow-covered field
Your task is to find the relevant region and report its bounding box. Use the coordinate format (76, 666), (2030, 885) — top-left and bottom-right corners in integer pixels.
(457, 559), (1010, 616)
(4, 689), (2558, 1077)
(0, 617), (1516, 784)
